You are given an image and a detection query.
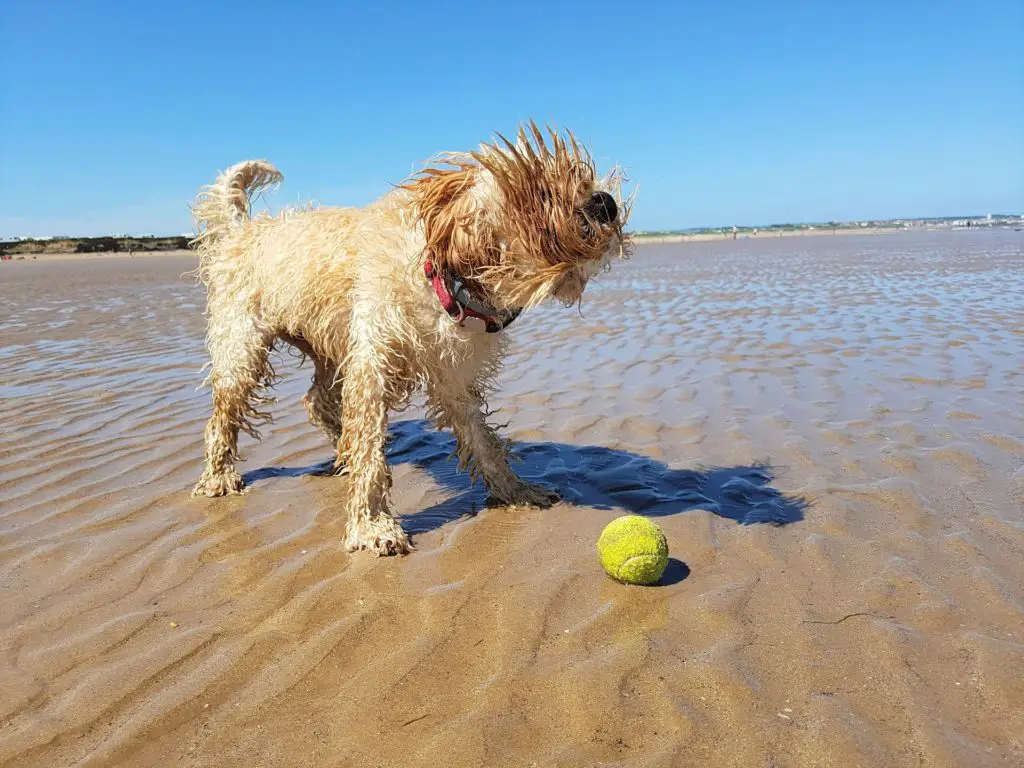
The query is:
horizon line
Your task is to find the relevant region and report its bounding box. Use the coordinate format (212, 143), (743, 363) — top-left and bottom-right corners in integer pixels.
(2, 213), (1022, 242)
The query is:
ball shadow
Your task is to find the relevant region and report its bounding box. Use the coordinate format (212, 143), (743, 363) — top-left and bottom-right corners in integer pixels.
(658, 557), (690, 586)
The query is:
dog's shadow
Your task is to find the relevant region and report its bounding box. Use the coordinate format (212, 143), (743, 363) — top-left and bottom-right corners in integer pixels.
(244, 419), (808, 542)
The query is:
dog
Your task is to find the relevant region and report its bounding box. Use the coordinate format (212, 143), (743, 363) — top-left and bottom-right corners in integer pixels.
(190, 122), (631, 555)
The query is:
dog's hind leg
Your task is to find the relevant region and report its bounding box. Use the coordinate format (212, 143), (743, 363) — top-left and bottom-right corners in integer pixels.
(282, 334), (344, 449)
(302, 353), (344, 448)
(192, 317), (276, 497)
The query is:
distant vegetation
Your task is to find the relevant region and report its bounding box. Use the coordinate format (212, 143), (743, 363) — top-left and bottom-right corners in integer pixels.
(0, 235), (192, 256)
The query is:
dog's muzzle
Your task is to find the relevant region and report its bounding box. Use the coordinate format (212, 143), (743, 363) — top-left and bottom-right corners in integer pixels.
(581, 191), (617, 225)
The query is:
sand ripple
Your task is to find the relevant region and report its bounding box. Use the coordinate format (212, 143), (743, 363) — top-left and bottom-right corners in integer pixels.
(1, 233), (1022, 766)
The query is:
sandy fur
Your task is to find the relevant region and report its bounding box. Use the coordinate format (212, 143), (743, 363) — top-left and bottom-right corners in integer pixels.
(190, 124), (631, 555)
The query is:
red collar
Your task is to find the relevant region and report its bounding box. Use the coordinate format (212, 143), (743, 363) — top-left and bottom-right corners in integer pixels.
(424, 260), (521, 333)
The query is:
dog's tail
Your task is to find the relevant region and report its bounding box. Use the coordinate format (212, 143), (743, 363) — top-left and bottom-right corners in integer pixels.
(190, 160), (283, 249)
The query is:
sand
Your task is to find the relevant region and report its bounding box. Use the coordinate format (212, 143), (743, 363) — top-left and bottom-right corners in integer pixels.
(1, 231), (1021, 767)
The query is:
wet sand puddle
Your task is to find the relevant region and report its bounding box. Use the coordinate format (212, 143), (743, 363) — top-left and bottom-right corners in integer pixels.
(1, 232), (1021, 766)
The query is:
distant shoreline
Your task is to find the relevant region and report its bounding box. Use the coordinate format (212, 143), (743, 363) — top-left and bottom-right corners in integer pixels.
(2, 226), (1017, 263)
(0, 235), (190, 259)
(630, 226), (999, 244)
(1, 249), (196, 263)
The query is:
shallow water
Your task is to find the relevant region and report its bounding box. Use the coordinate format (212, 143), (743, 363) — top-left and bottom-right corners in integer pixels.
(1, 232), (1022, 767)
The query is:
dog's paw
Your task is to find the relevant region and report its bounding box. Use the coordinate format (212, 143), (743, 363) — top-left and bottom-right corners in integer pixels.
(192, 469), (245, 497)
(344, 516), (412, 557)
(491, 481), (561, 509)
(312, 460), (348, 478)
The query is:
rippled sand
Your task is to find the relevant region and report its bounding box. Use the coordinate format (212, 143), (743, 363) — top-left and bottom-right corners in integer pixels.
(1, 232), (1022, 767)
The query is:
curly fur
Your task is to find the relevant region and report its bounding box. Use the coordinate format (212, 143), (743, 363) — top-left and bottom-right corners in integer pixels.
(190, 122), (631, 556)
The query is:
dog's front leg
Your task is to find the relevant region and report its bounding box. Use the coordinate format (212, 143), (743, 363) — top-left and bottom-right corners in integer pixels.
(337, 336), (411, 556)
(429, 384), (560, 508)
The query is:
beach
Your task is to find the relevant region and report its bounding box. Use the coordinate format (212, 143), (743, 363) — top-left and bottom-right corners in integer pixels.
(1, 230), (1021, 766)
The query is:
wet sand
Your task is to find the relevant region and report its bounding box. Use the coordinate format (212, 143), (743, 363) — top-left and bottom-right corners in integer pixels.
(1, 231), (1022, 767)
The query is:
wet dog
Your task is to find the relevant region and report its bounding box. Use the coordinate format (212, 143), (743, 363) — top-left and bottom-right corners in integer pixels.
(190, 123), (630, 555)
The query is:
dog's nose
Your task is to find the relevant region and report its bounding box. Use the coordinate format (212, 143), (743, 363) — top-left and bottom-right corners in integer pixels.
(582, 191), (617, 225)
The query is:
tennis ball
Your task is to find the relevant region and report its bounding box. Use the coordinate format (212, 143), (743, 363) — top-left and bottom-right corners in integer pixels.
(596, 515), (668, 585)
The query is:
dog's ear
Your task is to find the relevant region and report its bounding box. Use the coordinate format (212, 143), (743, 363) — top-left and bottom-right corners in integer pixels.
(404, 161), (501, 280)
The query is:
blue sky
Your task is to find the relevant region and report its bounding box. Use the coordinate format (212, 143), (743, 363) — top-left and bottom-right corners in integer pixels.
(1, 0), (1021, 237)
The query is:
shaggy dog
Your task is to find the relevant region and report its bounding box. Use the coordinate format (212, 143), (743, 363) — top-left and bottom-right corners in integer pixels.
(190, 123), (631, 555)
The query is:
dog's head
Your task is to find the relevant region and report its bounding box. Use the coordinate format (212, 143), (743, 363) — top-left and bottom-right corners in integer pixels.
(405, 123), (632, 310)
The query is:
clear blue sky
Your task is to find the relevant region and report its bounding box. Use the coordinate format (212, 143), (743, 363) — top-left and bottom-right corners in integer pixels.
(1, 0), (1021, 237)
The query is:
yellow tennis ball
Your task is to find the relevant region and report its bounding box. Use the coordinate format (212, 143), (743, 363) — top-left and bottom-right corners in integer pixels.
(596, 515), (669, 585)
